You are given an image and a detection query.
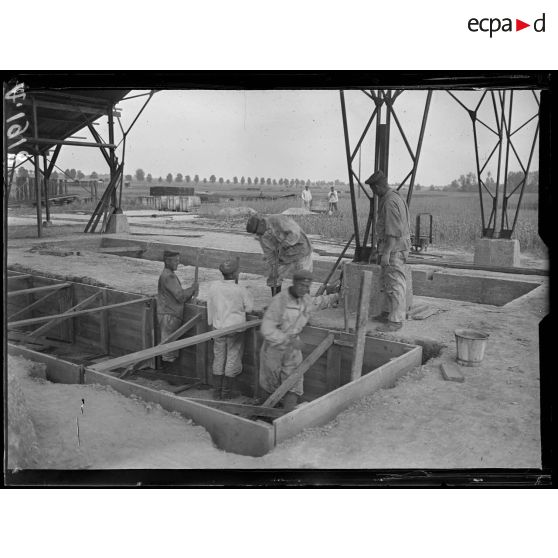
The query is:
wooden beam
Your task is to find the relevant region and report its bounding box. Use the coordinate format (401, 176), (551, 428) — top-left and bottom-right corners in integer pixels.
(28, 291), (101, 339)
(7, 274), (32, 283)
(89, 319), (262, 373)
(99, 290), (110, 354)
(350, 270), (373, 381)
(120, 313), (202, 378)
(7, 283), (71, 298)
(190, 398), (286, 419)
(7, 287), (64, 321)
(8, 297), (151, 328)
(262, 334), (335, 408)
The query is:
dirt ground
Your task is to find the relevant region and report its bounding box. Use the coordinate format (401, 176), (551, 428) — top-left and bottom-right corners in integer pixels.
(6, 210), (548, 469)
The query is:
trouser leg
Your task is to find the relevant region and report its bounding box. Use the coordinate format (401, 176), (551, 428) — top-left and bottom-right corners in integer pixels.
(158, 314), (182, 362)
(212, 336), (226, 376)
(385, 251), (408, 323)
(224, 333), (244, 378)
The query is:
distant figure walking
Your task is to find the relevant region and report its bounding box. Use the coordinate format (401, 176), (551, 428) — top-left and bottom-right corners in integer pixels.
(327, 186), (339, 214)
(301, 184), (312, 210)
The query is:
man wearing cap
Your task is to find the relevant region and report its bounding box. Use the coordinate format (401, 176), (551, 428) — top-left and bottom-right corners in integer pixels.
(364, 170), (411, 332)
(207, 259), (254, 400)
(246, 214), (313, 296)
(157, 251), (199, 363)
(259, 269), (340, 411)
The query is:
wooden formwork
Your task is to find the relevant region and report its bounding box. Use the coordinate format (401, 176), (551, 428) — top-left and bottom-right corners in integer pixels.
(7, 274), (422, 457)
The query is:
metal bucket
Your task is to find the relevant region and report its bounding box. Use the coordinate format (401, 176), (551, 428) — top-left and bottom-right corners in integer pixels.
(454, 329), (489, 367)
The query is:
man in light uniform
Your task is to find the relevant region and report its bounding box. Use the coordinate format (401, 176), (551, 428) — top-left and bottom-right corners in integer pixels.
(301, 184), (312, 210)
(259, 270), (339, 411)
(246, 214), (313, 296)
(157, 251), (199, 363)
(207, 259), (254, 400)
(364, 170), (411, 332)
(327, 185), (339, 214)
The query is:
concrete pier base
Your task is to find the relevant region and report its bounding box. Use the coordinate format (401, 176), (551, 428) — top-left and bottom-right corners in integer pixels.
(474, 238), (520, 268)
(343, 262), (413, 317)
(105, 213), (130, 234)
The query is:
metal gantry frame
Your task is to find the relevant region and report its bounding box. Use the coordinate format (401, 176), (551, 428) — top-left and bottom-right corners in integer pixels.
(340, 89), (432, 262)
(447, 89), (540, 239)
(4, 85), (155, 238)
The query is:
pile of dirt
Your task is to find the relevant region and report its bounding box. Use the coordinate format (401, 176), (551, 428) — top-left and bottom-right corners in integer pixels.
(218, 207), (257, 217)
(281, 207), (312, 215)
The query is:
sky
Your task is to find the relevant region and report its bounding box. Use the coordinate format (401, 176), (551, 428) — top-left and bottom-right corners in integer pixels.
(52, 89), (540, 187)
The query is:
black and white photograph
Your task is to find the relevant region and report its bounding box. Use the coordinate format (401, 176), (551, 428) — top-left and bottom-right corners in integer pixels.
(4, 73), (552, 482)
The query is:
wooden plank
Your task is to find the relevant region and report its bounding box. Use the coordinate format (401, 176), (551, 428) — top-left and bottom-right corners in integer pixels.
(195, 319), (208, 383)
(88, 320), (263, 373)
(350, 270), (373, 381)
(7, 274), (32, 282)
(134, 370), (199, 385)
(187, 398), (286, 418)
(7, 288), (63, 321)
(83, 368), (275, 457)
(326, 345), (342, 392)
(8, 343), (83, 384)
(262, 334), (335, 408)
(7, 283), (71, 298)
(274, 344), (422, 445)
(440, 362), (465, 383)
(28, 291), (101, 339)
(8, 297), (151, 328)
(99, 290), (110, 353)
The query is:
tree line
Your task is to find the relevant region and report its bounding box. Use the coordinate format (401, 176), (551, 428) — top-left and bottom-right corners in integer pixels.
(441, 170), (539, 193)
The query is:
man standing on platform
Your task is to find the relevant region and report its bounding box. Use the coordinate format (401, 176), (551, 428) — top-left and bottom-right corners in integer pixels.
(207, 259), (254, 400)
(301, 184), (312, 210)
(246, 214), (313, 296)
(258, 270), (340, 411)
(364, 170), (411, 332)
(327, 185), (339, 214)
(157, 250), (199, 364)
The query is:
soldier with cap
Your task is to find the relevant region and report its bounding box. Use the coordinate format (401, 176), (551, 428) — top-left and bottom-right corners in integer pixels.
(364, 170), (411, 332)
(246, 214), (313, 296)
(207, 259), (254, 400)
(157, 251), (199, 364)
(258, 269), (340, 411)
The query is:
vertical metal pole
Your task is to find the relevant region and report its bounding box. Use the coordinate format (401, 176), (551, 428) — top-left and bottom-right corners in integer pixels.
(492, 91), (505, 239)
(42, 154), (51, 223)
(500, 91), (514, 233)
(407, 90), (432, 208)
(339, 90), (361, 255)
(471, 117), (487, 234)
(107, 108), (116, 208)
(32, 98), (42, 238)
(383, 91), (392, 178)
(118, 136), (126, 209)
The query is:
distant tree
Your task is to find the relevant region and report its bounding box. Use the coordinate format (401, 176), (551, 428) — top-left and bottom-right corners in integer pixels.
(135, 168), (145, 181)
(294, 179), (300, 187)
(260, 177), (265, 185)
(240, 176), (245, 185)
(158, 177), (163, 183)
(210, 174), (216, 183)
(226, 179), (231, 184)
(176, 173), (183, 182)
(185, 175), (191, 183)
(166, 173), (173, 183)
(265, 178), (270, 185)
(69, 169), (77, 179)
(146, 173), (153, 183)
(51, 171), (59, 180)
(233, 176), (238, 184)
(203, 177), (207, 184)
(194, 174), (200, 183)
(278, 178), (283, 186)
(254, 177), (259, 185)
(18, 167), (29, 177)
(219, 177), (224, 184)
(247, 177), (252, 185)
(308, 179), (312, 186)
(415, 184), (422, 191)
(90, 171), (98, 179)
(76, 170), (85, 180)
(272, 179), (277, 185)
(429, 185), (436, 191)
(289, 179), (294, 187)
(125, 174), (133, 181)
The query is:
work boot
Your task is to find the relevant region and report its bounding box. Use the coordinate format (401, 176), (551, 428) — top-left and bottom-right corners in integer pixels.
(371, 311), (389, 323)
(222, 376), (238, 400)
(376, 321), (403, 332)
(281, 392), (298, 412)
(212, 374), (224, 400)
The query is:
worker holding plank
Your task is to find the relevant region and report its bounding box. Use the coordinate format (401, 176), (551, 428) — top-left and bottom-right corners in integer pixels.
(246, 214), (313, 296)
(157, 251), (199, 364)
(207, 259), (254, 400)
(259, 270), (340, 411)
(365, 170), (411, 332)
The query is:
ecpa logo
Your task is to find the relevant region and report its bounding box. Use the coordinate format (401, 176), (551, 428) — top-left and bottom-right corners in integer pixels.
(468, 13), (546, 37)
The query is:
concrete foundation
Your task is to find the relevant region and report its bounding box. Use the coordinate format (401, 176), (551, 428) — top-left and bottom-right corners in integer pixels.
(343, 262), (413, 317)
(105, 213), (130, 234)
(474, 238), (520, 268)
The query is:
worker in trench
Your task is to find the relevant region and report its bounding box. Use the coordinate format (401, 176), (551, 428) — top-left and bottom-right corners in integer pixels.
(207, 258), (254, 400)
(364, 170), (411, 333)
(157, 250), (199, 365)
(246, 214), (313, 297)
(258, 270), (340, 411)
